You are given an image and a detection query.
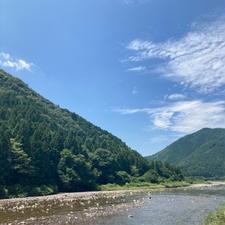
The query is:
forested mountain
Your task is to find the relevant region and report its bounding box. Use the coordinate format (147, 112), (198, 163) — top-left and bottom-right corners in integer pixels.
(146, 128), (225, 180)
(0, 69), (183, 198)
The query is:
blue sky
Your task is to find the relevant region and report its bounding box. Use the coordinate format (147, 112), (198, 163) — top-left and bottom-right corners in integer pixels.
(1, 0), (225, 156)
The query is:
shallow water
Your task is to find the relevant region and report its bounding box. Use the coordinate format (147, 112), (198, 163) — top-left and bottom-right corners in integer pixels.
(0, 185), (224, 225)
(92, 185), (225, 225)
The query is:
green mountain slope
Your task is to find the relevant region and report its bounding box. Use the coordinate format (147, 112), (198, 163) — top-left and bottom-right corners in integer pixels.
(146, 128), (225, 179)
(0, 69), (150, 195)
(0, 69), (184, 198)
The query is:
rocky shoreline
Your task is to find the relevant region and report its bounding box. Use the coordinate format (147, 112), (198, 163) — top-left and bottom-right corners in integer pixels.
(0, 182), (224, 225)
(187, 182), (225, 189)
(0, 189), (149, 225)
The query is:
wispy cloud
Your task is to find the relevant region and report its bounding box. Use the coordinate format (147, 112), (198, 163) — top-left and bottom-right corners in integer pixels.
(127, 66), (146, 72)
(115, 100), (225, 133)
(0, 52), (33, 71)
(167, 93), (186, 100)
(126, 16), (225, 93)
(114, 108), (148, 115)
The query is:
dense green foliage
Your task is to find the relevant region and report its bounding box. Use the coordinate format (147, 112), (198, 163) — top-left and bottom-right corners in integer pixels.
(146, 128), (225, 180)
(138, 161), (184, 183)
(0, 69), (184, 198)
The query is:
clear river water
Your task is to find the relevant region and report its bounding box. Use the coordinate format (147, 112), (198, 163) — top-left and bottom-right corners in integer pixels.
(91, 185), (225, 225)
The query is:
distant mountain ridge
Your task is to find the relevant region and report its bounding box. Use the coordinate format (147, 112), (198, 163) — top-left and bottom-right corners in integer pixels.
(146, 128), (225, 179)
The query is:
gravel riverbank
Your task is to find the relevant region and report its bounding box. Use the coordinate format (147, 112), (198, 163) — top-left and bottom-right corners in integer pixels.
(0, 182), (224, 225)
(0, 189), (149, 225)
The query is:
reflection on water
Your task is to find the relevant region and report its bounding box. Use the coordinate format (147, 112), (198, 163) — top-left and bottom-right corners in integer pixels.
(92, 185), (225, 225)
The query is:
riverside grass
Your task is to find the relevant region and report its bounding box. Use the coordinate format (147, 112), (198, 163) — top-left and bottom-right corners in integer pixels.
(100, 181), (192, 191)
(204, 204), (225, 225)
(100, 178), (213, 191)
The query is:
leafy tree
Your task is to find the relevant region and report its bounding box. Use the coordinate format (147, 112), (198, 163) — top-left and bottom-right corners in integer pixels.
(91, 148), (116, 184)
(9, 138), (32, 183)
(115, 171), (130, 185)
(141, 169), (160, 183)
(0, 124), (11, 184)
(57, 149), (97, 191)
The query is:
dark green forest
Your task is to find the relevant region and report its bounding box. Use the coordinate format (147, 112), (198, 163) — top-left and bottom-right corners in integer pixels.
(146, 128), (225, 180)
(0, 69), (184, 198)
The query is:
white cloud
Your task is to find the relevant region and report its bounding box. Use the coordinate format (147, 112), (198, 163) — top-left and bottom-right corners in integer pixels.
(115, 100), (225, 133)
(114, 108), (148, 115)
(0, 52), (32, 71)
(167, 93), (186, 100)
(126, 16), (225, 93)
(127, 66), (146, 72)
(0, 52), (10, 60)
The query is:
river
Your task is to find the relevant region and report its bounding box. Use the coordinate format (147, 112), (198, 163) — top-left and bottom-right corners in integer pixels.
(92, 184), (225, 225)
(0, 184), (224, 225)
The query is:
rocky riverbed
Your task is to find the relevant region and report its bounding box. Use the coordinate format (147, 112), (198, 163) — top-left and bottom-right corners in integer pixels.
(0, 182), (224, 225)
(0, 189), (150, 225)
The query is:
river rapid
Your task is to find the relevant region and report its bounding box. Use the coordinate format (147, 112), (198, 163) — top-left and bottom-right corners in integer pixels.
(0, 184), (224, 225)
